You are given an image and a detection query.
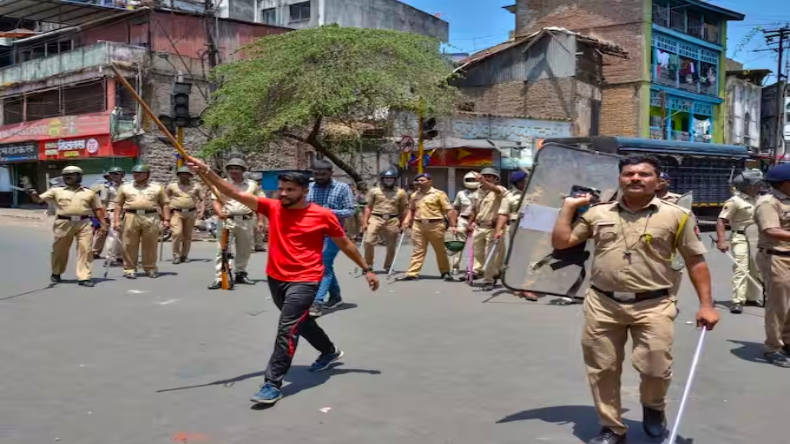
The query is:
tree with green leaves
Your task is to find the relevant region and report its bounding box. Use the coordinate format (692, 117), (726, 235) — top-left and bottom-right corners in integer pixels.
(202, 25), (458, 183)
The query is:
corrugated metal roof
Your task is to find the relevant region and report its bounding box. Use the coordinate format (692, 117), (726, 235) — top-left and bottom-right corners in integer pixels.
(0, 0), (133, 26)
(455, 27), (627, 73)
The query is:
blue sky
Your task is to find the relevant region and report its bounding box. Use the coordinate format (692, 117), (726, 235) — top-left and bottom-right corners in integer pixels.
(402, 0), (790, 84)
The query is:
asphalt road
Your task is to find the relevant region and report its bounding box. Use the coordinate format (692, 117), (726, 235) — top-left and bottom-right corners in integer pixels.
(0, 221), (784, 444)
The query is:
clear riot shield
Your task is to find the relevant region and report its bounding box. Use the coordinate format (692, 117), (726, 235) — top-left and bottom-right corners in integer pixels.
(503, 142), (621, 299)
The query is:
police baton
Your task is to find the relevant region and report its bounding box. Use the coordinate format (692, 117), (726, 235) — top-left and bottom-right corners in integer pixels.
(664, 327), (707, 444)
(708, 235), (763, 291)
(482, 238), (500, 273)
(387, 231), (406, 278)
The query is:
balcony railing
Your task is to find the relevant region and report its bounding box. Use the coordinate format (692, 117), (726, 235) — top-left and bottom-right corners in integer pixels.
(0, 41), (146, 86)
(652, 3), (720, 45)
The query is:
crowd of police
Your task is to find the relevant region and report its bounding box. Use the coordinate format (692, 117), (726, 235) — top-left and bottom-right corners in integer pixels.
(20, 155), (790, 444)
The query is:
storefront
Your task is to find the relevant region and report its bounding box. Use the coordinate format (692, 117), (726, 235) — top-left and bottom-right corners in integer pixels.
(0, 112), (139, 206)
(0, 142), (39, 207)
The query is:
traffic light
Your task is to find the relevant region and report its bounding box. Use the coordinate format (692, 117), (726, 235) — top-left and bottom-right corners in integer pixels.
(172, 82), (191, 128)
(421, 117), (438, 141)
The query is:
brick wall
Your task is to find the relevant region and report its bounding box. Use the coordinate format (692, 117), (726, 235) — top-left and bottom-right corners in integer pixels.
(600, 83), (642, 137)
(516, 0), (644, 37)
(460, 78), (575, 121)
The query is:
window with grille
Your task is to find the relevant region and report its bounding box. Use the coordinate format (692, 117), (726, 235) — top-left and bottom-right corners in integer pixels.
(260, 7), (276, 25)
(289, 2), (311, 22)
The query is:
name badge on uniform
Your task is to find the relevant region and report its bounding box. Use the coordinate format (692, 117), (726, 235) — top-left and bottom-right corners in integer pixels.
(136, 209), (148, 216)
(70, 216), (82, 222)
(233, 215), (244, 221)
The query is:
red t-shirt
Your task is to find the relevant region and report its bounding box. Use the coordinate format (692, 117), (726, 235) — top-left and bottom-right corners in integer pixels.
(256, 198), (346, 282)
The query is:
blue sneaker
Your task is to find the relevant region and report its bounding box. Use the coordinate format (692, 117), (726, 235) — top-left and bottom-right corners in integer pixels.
(250, 382), (283, 404)
(309, 348), (344, 372)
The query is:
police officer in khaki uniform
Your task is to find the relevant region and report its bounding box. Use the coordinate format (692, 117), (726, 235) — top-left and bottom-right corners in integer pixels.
(450, 172), (479, 274)
(716, 170), (764, 314)
(399, 173), (457, 281)
(114, 164), (170, 279)
(166, 166), (205, 264)
(469, 167), (511, 291)
(552, 155), (718, 444)
(361, 170), (408, 270)
(754, 163), (790, 368)
(91, 166), (125, 260)
(656, 172), (681, 203)
(208, 158), (265, 289)
(27, 166), (106, 287)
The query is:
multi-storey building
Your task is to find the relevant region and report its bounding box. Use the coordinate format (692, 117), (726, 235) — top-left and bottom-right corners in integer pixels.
(224, 0), (448, 42)
(506, 0), (744, 143)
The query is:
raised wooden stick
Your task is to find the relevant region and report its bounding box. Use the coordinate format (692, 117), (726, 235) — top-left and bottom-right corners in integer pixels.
(109, 63), (224, 203)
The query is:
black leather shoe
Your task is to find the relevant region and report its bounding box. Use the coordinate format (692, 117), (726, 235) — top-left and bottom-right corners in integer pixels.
(172, 257), (181, 264)
(482, 282), (495, 291)
(588, 428), (626, 444)
(730, 303), (743, 314)
(50, 274), (62, 283)
(180, 256), (189, 263)
(765, 351), (790, 368)
(78, 280), (94, 288)
(643, 406), (666, 438)
(235, 272), (254, 285)
(441, 272), (454, 282)
(208, 280), (222, 290)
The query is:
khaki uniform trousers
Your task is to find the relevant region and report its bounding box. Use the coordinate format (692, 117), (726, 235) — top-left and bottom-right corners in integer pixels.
(582, 289), (677, 435)
(254, 214), (267, 250)
(171, 210), (197, 259)
(52, 219), (94, 280)
(363, 215), (400, 269)
(405, 220), (450, 276)
(450, 216), (471, 271)
(730, 233), (761, 304)
(122, 213), (161, 274)
(215, 217), (254, 278)
(756, 252), (790, 353)
(92, 219), (109, 256)
(473, 226), (505, 283)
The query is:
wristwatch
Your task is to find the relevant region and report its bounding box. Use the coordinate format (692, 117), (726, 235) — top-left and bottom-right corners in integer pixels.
(363, 267), (374, 273)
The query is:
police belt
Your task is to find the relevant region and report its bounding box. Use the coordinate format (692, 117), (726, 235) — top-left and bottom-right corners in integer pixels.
(478, 220), (510, 229)
(733, 230), (747, 235)
(125, 209), (158, 215)
(229, 213), (254, 220)
(173, 207), (197, 213)
(416, 218), (444, 224)
(591, 285), (669, 304)
(459, 214), (471, 219)
(57, 215), (90, 221)
(371, 213), (397, 220)
(759, 248), (790, 257)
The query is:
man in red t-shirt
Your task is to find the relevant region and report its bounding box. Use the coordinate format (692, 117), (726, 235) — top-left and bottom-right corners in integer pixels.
(185, 155), (379, 405)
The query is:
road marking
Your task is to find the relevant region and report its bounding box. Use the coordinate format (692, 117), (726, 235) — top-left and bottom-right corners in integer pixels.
(159, 299), (180, 305)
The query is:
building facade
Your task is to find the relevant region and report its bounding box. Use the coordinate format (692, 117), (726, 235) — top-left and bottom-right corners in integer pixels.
(507, 0), (744, 143)
(246, 0), (448, 41)
(0, 4), (288, 206)
(724, 69), (769, 150)
(453, 28), (627, 139)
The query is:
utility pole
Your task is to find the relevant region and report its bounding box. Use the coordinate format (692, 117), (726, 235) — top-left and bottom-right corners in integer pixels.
(763, 25), (790, 164)
(417, 98), (425, 175)
(660, 91), (668, 140)
(204, 0), (219, 89)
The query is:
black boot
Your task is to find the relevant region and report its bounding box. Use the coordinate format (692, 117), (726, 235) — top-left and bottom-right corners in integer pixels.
(50, 274), (62, 283)
(78, 280), (95, 288)
(235, 272), (254, 285)
(588, 428), (626, 444)
(642, 406), (666, 438)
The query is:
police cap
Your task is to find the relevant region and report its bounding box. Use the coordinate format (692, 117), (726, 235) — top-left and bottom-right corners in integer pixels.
(510, 170), (528, 185)
(176, 166), (193, 175)
(108, 166), (125, 174)
(225, 158), (247, 171)
(765, 163), (790, 183)
(380, 169), (398, 178)
(480, 167), (500, 179)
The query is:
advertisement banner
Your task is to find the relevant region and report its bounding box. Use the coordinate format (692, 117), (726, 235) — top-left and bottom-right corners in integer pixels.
(38, 136), (138, 160)
(0, 142), (38, 163)
(427, 148), (494, 167)
(0, 112), (111, 144)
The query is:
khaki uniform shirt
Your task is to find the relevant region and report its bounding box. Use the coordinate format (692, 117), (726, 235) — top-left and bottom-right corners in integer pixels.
(718, 193), (756, 232)
(660, 192), (682, 204)
(115, 181), (169, 210)
(40, 186), (102, 216)
(572, 196), (706, 293)
(508, 187), (523, 221)
(472, 185), (510, 228)
(213, 179), (260, 215)
(166, 182), (203, 210)
(754, 191), (790, 253)
(453, 189), (476, 217)
(367, 187), (408, 217)
(410, 187), (452, 220)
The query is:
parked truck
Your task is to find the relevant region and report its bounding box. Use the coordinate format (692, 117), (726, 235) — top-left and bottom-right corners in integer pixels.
(540, 137), (749, 223)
